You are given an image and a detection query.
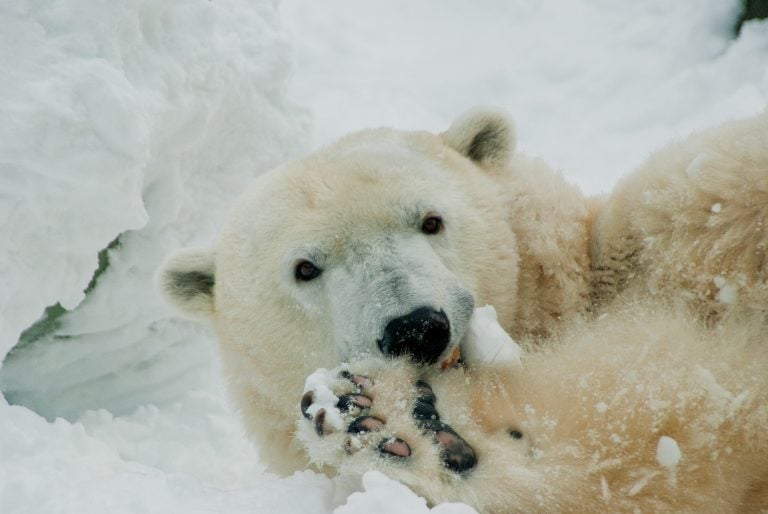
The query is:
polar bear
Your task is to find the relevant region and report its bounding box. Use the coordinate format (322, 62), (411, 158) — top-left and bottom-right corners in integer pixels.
(156, 109), (768, 511)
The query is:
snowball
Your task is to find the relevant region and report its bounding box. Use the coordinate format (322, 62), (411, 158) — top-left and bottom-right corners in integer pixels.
(656, 436), (682, 467)
(459, 306), (522, 367)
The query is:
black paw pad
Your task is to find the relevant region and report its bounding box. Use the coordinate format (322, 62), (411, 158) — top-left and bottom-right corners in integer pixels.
(348, 416), (385, 434)
(337, 393), (373, 413)
(434, 424), (477, 473)
(340, 371), (374, 389)
(412, 399), (440, 422)
(415, 380), (436, 405)
(378, 437), (411, 459)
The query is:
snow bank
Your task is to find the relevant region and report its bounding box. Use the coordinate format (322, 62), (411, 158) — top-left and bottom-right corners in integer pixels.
(0, 390), (346, 514)
(0, 0), (309, 417)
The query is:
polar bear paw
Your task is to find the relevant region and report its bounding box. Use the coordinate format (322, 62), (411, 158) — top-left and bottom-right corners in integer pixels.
(299, 367), (477, 474)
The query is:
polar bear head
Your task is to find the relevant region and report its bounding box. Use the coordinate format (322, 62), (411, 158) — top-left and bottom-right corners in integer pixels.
(157, 108), (519, 375)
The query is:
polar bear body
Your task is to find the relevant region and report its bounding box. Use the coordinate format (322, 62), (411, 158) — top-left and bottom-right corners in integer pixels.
(296, 304), (767, 512)
(157, 109), (768, 510)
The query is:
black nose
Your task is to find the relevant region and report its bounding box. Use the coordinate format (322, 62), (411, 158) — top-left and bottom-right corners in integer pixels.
(378, 307), (450, 364)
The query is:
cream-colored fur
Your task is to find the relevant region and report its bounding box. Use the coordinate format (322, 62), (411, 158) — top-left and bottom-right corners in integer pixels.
(592, 114), (768, 320)
(304, 302), (767, 513)
(156, 108), (768, 509)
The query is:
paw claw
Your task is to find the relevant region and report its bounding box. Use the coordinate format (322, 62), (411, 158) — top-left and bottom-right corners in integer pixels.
(340, 370), (374, 389)
(378, 437), (411, 458)
(314, 408), (328, 436)
(337, 393), (373, 413)
(348, 416), (385, 434)
(300, 391), (315, 419)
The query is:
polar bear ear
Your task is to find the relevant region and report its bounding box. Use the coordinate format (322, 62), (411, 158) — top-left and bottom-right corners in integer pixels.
(441, 107), (516, 169)
(155, 247), (216, 320)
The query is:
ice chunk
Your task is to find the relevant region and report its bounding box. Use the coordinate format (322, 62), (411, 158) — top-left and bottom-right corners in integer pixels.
(460, 306), (522, 367)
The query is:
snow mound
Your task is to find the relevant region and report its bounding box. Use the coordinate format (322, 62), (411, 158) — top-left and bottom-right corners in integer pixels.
(0, 0), (309, 418)
(0, 390), (345, 514)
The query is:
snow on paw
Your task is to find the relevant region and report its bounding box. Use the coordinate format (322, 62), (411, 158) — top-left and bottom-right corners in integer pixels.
(299, 367), (351, 435)
(298, 365), (408, 468)
(298, 365), (477, 477)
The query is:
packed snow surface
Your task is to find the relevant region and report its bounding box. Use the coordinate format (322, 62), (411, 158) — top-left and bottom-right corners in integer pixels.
(1, 0), (767, 513)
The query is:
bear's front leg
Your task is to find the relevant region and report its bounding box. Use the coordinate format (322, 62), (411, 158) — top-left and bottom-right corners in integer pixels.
(297, 360), (600, 514)
(296, 358), (478, 482)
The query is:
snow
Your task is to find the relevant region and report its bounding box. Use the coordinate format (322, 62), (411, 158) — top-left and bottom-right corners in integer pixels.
(1, 0), (767, 513)
(303, 368), (345, 431)
(656, 436), (682, 467)
(335, 472), (478, 514)
(280, 0), (767, 195)
(713, 276), (739, 304)
(460, 305), (523, 367)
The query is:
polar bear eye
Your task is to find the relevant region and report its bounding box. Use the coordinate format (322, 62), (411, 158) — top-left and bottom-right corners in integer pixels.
(295, 260), (322, 281)
(421, 215), (443, 235)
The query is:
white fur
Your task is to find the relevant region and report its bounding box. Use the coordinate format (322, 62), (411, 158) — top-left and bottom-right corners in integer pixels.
(156, 109), (768, 509)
